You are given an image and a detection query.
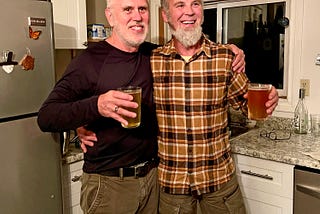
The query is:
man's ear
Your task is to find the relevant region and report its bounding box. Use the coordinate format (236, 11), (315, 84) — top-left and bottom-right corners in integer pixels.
(105, 8), (113, 27)
(161, 9), (169, 23)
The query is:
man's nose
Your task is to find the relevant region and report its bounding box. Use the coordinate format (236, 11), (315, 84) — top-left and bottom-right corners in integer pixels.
(132, 10), (143, 21)
(184, 5), (195, 15)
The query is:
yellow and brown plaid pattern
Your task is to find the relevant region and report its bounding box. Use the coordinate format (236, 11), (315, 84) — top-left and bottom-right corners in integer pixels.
(151, 35), (249, 195)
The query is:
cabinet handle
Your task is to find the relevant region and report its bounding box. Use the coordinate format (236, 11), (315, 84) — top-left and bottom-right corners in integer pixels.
(71, 175), (82, 182)
(296, 184), (320, 199)
(83, 41), (88, 47)
(240, 170), (273, 180)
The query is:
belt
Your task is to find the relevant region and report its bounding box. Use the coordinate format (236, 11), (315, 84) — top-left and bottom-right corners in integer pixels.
(99, 158), (159, 179)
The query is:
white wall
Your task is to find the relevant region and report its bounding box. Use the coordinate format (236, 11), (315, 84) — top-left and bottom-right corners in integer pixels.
(299, 0), (320, 115)
(273, 0), (320, 118)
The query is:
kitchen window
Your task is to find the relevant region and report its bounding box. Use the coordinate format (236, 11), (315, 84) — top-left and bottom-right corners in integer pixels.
(203, 0), (289, 98)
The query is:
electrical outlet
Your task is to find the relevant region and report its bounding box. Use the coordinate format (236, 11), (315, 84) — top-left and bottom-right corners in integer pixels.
(300, 79), (310, 96)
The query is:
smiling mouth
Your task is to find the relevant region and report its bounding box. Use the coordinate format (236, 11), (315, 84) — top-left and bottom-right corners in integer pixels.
(182, 20), (196, 24)
(130, 24), (144, 31)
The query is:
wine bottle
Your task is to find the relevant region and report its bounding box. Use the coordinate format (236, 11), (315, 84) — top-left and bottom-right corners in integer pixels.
(293, 88), (308, 134)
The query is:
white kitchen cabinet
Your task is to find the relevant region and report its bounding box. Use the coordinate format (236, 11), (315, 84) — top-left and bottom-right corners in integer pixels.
(233, 154), (294, 214)
(51, 0), (87, 49)
(62, 160), (84, 214)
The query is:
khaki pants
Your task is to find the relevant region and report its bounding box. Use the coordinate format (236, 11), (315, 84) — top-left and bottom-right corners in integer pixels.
(80, 167), (159, 214)
(159, 175), (246, 214)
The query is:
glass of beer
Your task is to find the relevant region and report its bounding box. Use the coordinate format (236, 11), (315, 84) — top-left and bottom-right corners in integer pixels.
(247, 83), (272, 121)
(117, 86), (142, 128)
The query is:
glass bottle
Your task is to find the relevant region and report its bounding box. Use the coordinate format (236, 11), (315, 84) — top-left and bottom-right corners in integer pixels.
(293, 88), (308, 134)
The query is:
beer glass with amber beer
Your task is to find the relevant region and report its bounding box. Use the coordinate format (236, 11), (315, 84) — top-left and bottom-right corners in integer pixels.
(117, 86), (142, 128)
(247, 83), (272, 121)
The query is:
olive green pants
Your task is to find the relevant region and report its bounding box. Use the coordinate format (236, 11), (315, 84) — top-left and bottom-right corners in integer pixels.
(80, 167), (159, 214)
(159, 175), (246, 214)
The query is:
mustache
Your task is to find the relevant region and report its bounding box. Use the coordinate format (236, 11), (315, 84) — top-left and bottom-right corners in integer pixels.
(129, 21), (145, 28)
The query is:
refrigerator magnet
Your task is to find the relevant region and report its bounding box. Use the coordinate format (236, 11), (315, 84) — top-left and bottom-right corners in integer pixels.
(29, 26), (41, 40)
(2, 65), (14, 74)
(1, 51), (18, 73)
(19, 48), (34, 71)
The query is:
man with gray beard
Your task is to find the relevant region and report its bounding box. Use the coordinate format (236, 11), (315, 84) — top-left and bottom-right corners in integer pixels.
(72, 0), (246, 213)
(151, 0), (279, 213)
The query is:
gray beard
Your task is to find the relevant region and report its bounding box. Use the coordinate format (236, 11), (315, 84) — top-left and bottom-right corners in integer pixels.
(170, 26), (202, 48)
(112, 21), (147, 48)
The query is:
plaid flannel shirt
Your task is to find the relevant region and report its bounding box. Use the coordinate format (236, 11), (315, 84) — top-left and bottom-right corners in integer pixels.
(151, 35), (249, 195)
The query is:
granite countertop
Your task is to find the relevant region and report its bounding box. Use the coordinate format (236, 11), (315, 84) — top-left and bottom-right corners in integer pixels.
(62, 143), (83, 165)
(63, 117), (320, 170)
(230, 117), (320, 170)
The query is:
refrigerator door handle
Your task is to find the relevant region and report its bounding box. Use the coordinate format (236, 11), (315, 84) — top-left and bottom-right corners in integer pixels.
(296, 184), (320, 199)
(0, 51), (18, 66)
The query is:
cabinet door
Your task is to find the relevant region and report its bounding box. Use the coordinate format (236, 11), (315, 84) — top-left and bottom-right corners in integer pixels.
(233, 154), (294, 214)
(242, 188), (293, 214)
(52, 0), (87, 49)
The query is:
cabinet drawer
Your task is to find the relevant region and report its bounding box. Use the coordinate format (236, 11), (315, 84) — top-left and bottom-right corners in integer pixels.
(64, 173), (82, 207)
(63, 161), (83, 194)
(63, 160), (84, 214)
(233, 154), (294, 199)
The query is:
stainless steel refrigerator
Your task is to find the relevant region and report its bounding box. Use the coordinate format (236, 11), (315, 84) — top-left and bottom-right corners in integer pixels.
(0, 0), (62, 213)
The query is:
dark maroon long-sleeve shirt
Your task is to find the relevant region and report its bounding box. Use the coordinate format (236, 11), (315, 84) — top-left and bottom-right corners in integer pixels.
(37, 41), (158, 173)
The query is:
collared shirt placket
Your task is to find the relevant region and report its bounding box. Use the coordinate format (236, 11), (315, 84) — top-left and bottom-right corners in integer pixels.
(184, 62), (194, 185)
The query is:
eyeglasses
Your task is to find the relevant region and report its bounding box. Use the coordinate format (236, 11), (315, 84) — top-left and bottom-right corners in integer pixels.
(260, 129), (291, 141)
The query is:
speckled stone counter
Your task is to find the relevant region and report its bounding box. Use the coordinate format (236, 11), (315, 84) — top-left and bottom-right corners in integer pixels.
(230, 117), (320, 170)
(62, 143), (83, 165)
(63, 116), (320, 170)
